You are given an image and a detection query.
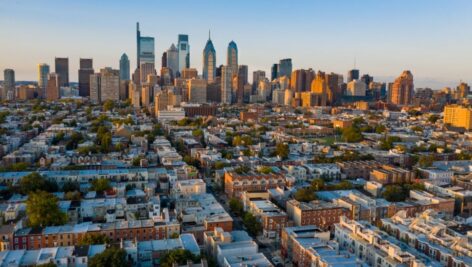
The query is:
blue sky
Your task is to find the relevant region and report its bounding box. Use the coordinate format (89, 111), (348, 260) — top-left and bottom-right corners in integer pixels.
(1, 0), (471, 88)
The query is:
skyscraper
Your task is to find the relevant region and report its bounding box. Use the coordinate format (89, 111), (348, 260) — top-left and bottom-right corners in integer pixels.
(361, 74), (373, 87)
(46, 73), (60, 101)
(221, 66), (233, 104)
(456, 82), (470, 99)
(188, 78), (208, 104)
(161, 52), (167, 68)
(227, 41), (238, 75)
(166, 44), (179, 78)
(310, 71), (330, 106)
(278, 58), (292, 78)
(119, 53), (130, 81)
(55, 57), (69, 87)
(347, 69), (359, 82)
(238, 65), (248, 85)
(290, 69), (315, 93)
(252, 70), (266, 92)
(178, 34), (190, 73)
(78, 58), (94, 97)
(90, 68), (120, 103)
(37, 64), (50, 99)
(140, 63), (156, 84)
(389, 70), (414, 106)
(3, 69), (15, 101)
(203, 32), (216, 83)
(136, 22), (155, 68)
(271, 64), (279, 81)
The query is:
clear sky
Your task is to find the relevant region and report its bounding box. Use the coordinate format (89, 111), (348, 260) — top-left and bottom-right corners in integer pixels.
(1, 0), (471, 88)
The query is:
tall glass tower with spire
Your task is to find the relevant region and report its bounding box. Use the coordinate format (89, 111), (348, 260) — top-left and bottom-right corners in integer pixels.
(203, 31), (216, 83)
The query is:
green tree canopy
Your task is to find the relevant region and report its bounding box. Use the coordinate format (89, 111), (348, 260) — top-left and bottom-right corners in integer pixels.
(89, 247), (129, 267)
(26, 191), (67, 227)
(90, 178), (111, 193)
(79, 233), (111, 245)
(160, 249), (199, 267)
(18, 172), (57, 195)
(275, 143), (289, 159)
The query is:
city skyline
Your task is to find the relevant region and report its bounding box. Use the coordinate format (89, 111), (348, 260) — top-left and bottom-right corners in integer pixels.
(1, 0), (472, 88)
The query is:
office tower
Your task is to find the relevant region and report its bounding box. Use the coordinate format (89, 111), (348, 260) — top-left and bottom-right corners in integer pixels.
(181, 68), (198, 79)
(361, 74), (373, 87)
(347, 69), (359, 82)
(203, 32), (216, 83)
(161, 52), (167, 68)
(221, 66), (233, 104)
(37, 64), (50, 99)
(389, 70), (414, 105)
(271, 64), (279, 81)
(216, 65), (223, 78)
(141, 84), (151, 108)
(119, 80), (129, 100)
(238, 65), (248, 85)
(444, 105), (472, 130)
(18, 85), (35, 100)
(310, 71), (330, 106)
(90, 68), (120, 103)
(346, 80), (366, 96)
(136, 22), (155, 67)
(129, 82), (141, 108)
(326, 72), (342, 104)
(55, 57), (69, 87)
(252, 70), (266, 91)
(232, 74), (244, 104)
(160, 67), (173, 86)
(166, 44), (179, 78)
(140, 63), (156, 84)
(188, 79), (207, 104)
(227, 41), (238, 75)
(177, 34), (190, 73)
(207, 78), (221, 103)
(369, 82), (386, 101)
(3, 69), (15, 100)
(119, 53), (130, 81)
(290, 69), (315, 93)
(78, 58), (94, 97)
(257, 78), (271, 100)
(456, 82), (470, 99)
(278, 59), (292, 78)
(46, 73), (60, 101)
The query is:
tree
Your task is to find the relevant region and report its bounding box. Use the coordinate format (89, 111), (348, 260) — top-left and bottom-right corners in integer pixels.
(62, 181), (80, 192)
(160, 249), (199, 267)
(214, 161), (227, 170)
(342, 127), (363, 143)
(294, 188), (317, 202)
(382, 185), (407, 202)
(79, 233), (111, 245)
(229, 198), (244, 216)
(90, 178), (111, 193)
(428, 114), (439, 123)
(275, 143), (289, 159)
(18, 172), (57, 195)
(310, 178), (325, 191)
(65, 191), (81, 201)
(418, 155), (435, 168)
(26, 191), (67, 227)
(89, 247), (129, 267)
(103, 100), (115, 112)
(375, 124), (386, 134)
(243, 212), (262, 237)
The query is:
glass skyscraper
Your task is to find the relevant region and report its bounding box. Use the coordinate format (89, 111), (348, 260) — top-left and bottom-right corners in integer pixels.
(227, 41), (238, 75)
(278, 58), (292, 79)
(178, 34), (190, 73)
(203, 32), (216, 83)
(136, 22), (155, 68)
(119, 53), (130, 81)
(37, 63), (50, 98)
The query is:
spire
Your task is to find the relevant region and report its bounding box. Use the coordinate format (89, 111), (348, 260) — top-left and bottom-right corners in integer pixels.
(137, 22), (139, 31)
(208, 29), (211, 40)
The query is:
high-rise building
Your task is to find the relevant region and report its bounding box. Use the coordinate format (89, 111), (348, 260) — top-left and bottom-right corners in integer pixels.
(46, 73), (60, 101)
(140, 63), (156, 84)
(161, 52), (167, 68)
(3, 69), (15, 101)
(166, 44), (179, 78)
(278, 58), (292, 78)
(361, 74), (373, 87)
(90, 68), (120, 103)
(310, 71), (330, 106)
(55, 57), (69, 87)
(78, 58), (94, 97)
(271, 64), (279, 81)
(252, 70), (266, 91)
(221, 66), (233, 104)
(119, 53), (130, 81)
(291, 69), (315, 93)
(389, 70), (414, 105)
(188, 78), (207, 104)
(346, 80), (366, 96)
(181, 68), (198, 80)
(232, 74), (245, 104)
(203, 32), (216, 83)
(456, 82), (470, 100)
(238, 65), (248, 85)
(227, 41), (238, 75)
(136, 22), (155, 67)
(326, 72), (342, 104)
(444, 105), (472, 130)
(177, 34), (190, 73)
(347, 69), (359, 82)
(37, 64), (49, 99)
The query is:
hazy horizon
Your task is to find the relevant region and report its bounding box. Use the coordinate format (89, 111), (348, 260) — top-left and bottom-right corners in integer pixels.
(1, 0), (472, 89)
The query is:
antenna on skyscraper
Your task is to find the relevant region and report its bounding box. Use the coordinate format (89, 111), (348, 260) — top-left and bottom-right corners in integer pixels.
(209, 29), (211, 40)
(354, 57), (357, 69)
